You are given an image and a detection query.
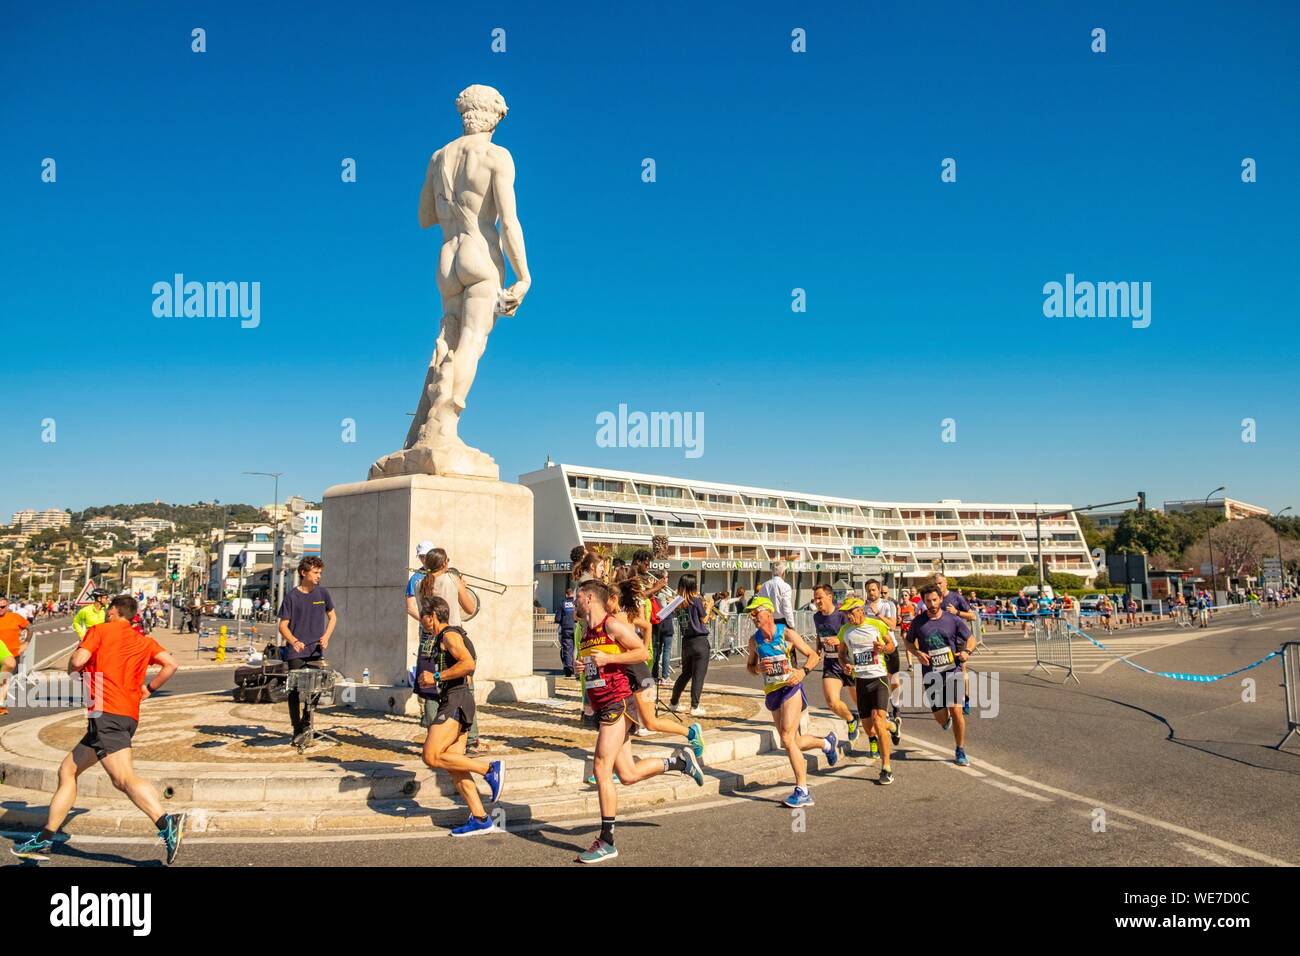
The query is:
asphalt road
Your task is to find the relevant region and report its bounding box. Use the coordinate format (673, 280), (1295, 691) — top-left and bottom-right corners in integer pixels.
(7, 605), (1299, 867)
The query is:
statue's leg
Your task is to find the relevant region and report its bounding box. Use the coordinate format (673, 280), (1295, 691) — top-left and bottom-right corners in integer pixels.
(449, 279), (498, 411)
(408, 248), (465, 448)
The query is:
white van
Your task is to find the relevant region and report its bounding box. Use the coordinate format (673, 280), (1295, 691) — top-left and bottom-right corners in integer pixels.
(230, 597), (254, 617)
(1021, 585), (1056, 601)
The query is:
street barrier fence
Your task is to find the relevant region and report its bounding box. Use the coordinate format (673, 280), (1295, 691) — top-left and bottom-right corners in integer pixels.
(1280, 641), (1300, 750)
(1028, 617), (1079, 684)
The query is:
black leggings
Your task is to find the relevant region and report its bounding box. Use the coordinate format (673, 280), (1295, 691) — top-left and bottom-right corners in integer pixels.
(671, 635), (711, 709)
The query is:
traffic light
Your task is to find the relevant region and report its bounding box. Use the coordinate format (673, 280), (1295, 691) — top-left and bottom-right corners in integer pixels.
(169, 562), (179, 581)
(1137, 491), (1146, 513)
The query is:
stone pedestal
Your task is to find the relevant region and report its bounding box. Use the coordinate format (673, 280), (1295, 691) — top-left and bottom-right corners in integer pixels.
(321, 474), (543, 713)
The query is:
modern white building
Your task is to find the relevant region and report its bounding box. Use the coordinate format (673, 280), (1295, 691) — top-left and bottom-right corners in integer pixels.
(521, 463), (1097, 611)
(166, 541), (205, 576)
(127, 517), (176, 539)
(1164, 497), (1270, 522)
(11, 509), (71, 532)
(83, 516), (126, 532)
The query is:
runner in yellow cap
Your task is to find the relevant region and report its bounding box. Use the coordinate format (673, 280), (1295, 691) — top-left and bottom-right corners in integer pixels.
(837, 596), (900, 785)
(744, 595), (838, 808)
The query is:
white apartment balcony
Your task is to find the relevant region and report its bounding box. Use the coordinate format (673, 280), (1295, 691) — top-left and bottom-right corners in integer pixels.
(641, 494), (694, 509)
(578, 521), (652, 536)
(801, 534), (844, 546)
(744, 503), (793, 517)
(900, 518), (962, 527)
(659, 526), (711, 540)
(965, 541), (1031, 550)
(570, 487), (640, 505)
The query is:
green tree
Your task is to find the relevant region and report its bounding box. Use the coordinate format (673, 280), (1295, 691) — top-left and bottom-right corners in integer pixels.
(1111, 510), (1179, 556)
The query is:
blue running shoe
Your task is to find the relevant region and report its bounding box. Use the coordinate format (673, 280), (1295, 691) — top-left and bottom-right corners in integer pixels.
(686, 722), (705, 760)
(680, 748), (705, 786)
(451, 814), (496, 837)
(962, 700), (971, 717)
(586, 772), (621, 785)
(783, 786), (814, 808)
(955, 747), (969, 767)
(160, 812), (186, 865)
(10, 835), (54, 861)
(486, 760), (505, 803)
(576, 838), (618, 863)
(824, 731), (839, 767)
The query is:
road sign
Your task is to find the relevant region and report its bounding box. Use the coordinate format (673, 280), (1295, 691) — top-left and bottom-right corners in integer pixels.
(73, 579), (95, 605)
(851, 546), (881, 557)
(38, 584), (52, 594)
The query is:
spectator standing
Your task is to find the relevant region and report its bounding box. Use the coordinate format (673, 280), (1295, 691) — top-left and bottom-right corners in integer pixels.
(758, 561), (795, 625)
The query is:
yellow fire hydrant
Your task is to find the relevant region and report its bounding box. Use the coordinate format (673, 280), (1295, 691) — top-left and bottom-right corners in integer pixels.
(215, 624), (227, 662)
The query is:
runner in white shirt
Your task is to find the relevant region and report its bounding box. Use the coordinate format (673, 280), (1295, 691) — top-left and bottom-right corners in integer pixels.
(836, 597), (899, 786)
(864, 579), (901, 751)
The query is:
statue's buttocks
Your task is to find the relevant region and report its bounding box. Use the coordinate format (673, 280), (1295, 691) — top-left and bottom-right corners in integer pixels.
(370, 85), (531, 482)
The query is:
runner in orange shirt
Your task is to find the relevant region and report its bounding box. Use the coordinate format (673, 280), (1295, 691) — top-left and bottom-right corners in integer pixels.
(0, 596), (30, 716)
(11, 594), (186, 863)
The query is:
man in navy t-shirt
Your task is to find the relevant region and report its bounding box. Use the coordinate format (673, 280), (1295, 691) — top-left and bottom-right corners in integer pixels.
(277, 556), (336, 746)
(907, 583), (973, 766)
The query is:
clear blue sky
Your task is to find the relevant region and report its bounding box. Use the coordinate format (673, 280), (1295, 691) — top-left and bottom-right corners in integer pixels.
(3, 1), (1297, 518)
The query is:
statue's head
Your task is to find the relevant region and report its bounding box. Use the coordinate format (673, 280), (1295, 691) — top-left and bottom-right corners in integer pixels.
(456, 84), (508, 134)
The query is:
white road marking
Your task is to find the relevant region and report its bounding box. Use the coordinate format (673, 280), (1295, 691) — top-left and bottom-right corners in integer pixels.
(981, 778), (1052, 802)
(898, 736), (1294, 866)
(1176, 841), (1239, 867)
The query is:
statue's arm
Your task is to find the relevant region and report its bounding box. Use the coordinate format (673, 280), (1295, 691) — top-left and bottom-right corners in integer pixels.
(418, 153), (440, 229)
(492, 148), (531, 295)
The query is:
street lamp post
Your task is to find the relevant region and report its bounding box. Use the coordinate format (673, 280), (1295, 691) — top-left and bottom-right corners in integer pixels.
(243, 471), (283, 619)
(1204, 486), (1225, 600)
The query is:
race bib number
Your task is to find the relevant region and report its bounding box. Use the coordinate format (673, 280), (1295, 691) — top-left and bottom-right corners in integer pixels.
(582, 657), (606, 688)
(927, 646), (955, 672)
(818, 635), (839, 653)
(852, 647), (875, 668)
(760, 654), (791, 685)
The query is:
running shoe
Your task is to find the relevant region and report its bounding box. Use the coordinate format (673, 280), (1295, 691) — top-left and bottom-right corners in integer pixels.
(783, 787), (814, 808)
(576, 838), (619, 863)
(586, 772), (621, 785)
(451, 814), (496, 837)
(962, 700), (971, 717)
(890, 715), (902, 746)
(690, 706), (705, 717)
(635, 726), (652, 737)
(680, 748), (705, 786)
(160, 812), (186, 865)
(846, 717), (860, 742)
(869, 736), (879, 757)
(824, 731), (839, 767)
(668, 702), (682, 713)
(941, 716), (952, 732)
(686, 722), (705, 760)
(10, 834), (53, 861)
(879, 768), (894, 786)
(955, 747), (969, 767)
(486, 760), (505, 803)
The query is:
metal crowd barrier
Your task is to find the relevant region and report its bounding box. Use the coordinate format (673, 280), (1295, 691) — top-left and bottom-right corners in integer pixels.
(532, 618), (560, 647)
(1028, 617), (1079, 684)
(1279, 642), (1300, 751)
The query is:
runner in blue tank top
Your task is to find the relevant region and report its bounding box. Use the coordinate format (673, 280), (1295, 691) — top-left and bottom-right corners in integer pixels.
(744, 595), (839, 808)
